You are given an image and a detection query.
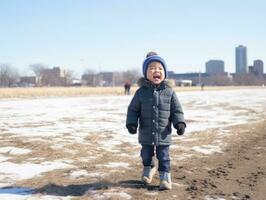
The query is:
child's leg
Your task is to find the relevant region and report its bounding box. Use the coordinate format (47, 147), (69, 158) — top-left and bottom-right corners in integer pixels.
(156, 145), (172, 189)
(140, 145), (156, 184)
(156, 145), (170, 172)
(140, 145), (155, 168)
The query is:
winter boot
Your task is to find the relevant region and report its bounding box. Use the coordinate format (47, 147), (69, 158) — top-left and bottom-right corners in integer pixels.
(159, 171), (172, 190)
(141, 166), (156, 184)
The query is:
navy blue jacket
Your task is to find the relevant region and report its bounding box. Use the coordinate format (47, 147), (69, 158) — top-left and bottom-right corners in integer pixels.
(126, 78), (186, 146)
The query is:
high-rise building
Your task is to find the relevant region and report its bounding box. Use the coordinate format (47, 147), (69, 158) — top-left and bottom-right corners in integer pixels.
(235, 45), (247, 74)
(253, 60), (264, 77)
(205, 60), (225, 74)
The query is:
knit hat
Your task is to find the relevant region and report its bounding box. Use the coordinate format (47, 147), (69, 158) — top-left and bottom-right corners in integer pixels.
(142, 52), (167, 79)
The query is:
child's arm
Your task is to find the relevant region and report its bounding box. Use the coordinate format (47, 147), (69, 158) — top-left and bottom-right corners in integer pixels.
(170, 91), (186, 134)
(126, 92), (141, 133)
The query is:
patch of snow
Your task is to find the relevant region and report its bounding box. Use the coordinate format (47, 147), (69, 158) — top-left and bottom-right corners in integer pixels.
(0, 147), (31, 155)
(0, 188), (33, 200)
(69, 171), (104, 179)
(0, 161), (73, 180)
(92, 190), (132, 200)
(70, 170), (89, 178)
(205, 195), (226, 200)
(191, 145), (223, 155)
(97, 162), (130, 169)
(0, 156), (10, 162)
(0, 188), (72, 200)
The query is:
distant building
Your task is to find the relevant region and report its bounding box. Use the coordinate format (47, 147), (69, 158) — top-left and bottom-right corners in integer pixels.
(82, 73), (99, 86)
(40, 67), (67, 86)
(235, 45), (247, 74)
(82, 72), (115, 86)
(99, 72), (114, 86)
(19, 76), (37, 87)
(248, 65), (255, 74)
(253, 60), (264, 77)
(168, 72), (210, 86)
(169, 71), (233, 86)
(175, 80), (192, 87)
(205, 60), (224, 74)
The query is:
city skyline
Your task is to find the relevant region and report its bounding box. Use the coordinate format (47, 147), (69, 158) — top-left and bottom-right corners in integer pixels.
(236, 45), (248, 74)
(1, 0), (266, 76)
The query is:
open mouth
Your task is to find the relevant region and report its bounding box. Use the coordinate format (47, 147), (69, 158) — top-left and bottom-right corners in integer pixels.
(153, 74), (161, 80)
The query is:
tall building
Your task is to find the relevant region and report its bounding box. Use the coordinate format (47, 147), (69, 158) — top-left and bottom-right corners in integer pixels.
(235, 45), (247, 74)
(253, 60), (264, 77)
(206, 60), (224, 74)
(40, 67), (67, 86)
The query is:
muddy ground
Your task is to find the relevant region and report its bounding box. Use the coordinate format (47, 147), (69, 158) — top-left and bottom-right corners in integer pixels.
(2, 120), (263, 200)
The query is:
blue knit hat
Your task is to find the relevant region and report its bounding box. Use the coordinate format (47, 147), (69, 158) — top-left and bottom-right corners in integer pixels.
(142, 54), (167, 79)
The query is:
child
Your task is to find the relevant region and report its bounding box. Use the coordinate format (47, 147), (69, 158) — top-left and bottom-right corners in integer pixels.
(126, 51), (186, 190)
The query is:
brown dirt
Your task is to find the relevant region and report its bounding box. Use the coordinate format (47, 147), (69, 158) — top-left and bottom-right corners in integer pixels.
(3, 120), (263, 200)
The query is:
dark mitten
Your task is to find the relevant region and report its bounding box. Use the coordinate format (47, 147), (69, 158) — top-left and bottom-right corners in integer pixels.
(174, 122), (186, 135)
(126, 124), (137, 134)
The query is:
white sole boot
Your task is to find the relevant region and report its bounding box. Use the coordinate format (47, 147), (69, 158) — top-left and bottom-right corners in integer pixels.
(159, 171), (172, 190)
(141, 166), (157, 184)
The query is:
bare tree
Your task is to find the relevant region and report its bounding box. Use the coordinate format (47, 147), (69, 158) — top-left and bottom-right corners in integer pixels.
(83, 69), (96, 75)
(29, 63), (48, 77)
(204, 74), (233, 86)
(123, 69), (141, 84)
(233, 74), (262, 85)
(0, 64), (19, 87)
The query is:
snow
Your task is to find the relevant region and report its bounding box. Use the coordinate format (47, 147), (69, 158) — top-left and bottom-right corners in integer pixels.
(191, 145), (223, 155)
(0, 161), (73, 180)
(90, 190), (132, 200)
(205, 196), (226, 200)
(69, 170), (89, 178)
(0, 187), (72, 199)
(0, 156), (10, 162)
(0, 88), (266, 199)
(1, 89), (265, 143)
(96, 162), (130, 169)
(0, 147), (31, 155)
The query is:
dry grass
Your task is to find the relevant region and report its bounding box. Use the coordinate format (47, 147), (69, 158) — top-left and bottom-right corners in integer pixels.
(0, 86), (264, 99)
(0, 87), (126, 98)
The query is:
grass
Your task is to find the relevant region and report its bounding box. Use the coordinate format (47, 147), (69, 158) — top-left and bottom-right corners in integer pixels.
(0, 86), (264, 99)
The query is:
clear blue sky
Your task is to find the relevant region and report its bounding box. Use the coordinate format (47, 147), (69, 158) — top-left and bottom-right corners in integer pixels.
(0, 0), (265, 77)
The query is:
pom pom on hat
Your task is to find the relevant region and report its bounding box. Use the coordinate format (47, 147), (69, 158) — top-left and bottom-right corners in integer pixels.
(142, 51), (168, 78)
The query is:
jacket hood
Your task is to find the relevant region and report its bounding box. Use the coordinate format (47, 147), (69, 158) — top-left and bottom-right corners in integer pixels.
(137, 77), (174, 88)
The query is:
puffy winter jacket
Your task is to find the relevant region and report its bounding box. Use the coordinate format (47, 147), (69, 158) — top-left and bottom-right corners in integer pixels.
(126, 78), (186, 145)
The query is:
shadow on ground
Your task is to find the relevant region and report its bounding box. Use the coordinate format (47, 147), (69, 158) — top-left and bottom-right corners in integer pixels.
(0, 180), (160, 197)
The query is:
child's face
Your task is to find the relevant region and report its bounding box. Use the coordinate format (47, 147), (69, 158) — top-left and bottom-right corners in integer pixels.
(146, 61), (165, 85)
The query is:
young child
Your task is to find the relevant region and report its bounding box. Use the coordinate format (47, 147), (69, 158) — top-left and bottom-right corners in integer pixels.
(126, 51), (186, 190)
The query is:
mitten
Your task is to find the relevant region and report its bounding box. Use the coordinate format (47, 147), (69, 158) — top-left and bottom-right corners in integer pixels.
(174, 122), (186, 135)
(126, 124), (137, 134)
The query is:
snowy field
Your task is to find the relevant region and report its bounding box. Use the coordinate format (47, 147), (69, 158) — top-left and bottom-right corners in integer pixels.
(0, 88), (266, 199)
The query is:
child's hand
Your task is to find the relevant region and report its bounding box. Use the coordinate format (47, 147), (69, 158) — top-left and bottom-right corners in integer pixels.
(126, 124), (137, 134)
(174, 123), (186, 135)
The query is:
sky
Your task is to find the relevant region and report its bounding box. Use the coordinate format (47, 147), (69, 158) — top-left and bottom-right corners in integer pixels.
(0, 0), (266, 77)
